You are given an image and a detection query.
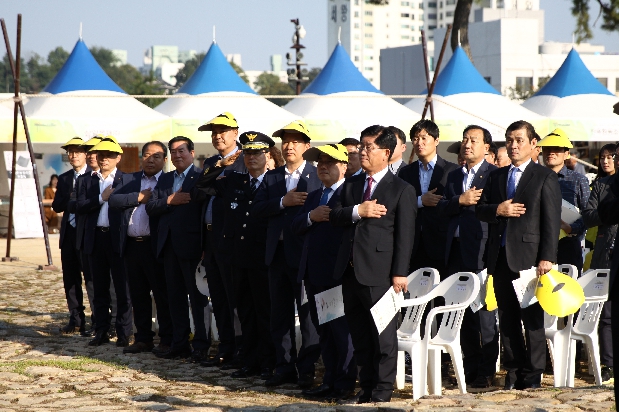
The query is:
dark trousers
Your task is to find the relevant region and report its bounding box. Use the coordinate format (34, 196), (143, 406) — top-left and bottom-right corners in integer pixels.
(599, 301), (613, 367)
(163, 239), (209, 350)
(447, 240), (499, 379)
(89, 229), (132, 338)
(232, 264), (275, 369)
(557, 236), (583, 273)
(203, 229), (237, 356)
(60, 224), (85, 327)
(342, 265), (397, 399)
(80, 250), (96, 326)
(269, 242), (320, 376)
(494, 247), (546, 386)
(124, 237), (173, 346)
(306, 280), (357, 390)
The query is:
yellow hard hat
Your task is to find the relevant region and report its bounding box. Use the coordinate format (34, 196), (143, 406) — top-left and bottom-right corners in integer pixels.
(537, 128), (573, 149)
(61, 137), (86, 149)
(536, 269), (584, 317)
(198, 112), (238, 131)
(303, 144), (349, 163)
(89, 136), (123, 154)
(272, 120), (313, 141)
(82, 135), (104, 149)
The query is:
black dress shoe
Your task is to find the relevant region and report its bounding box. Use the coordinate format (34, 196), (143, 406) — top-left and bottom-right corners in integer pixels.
(504, 383), (515, 390)
(151, 344), (170, 355)
(260, 368), (273, 380)
(231, 366), (260, 378)
(155, 345), (192, 359)
(337, 390), (372, 405)
(88, 331), (110, 346)
(108, 327), (117, 339)
(265, 372), (298, 387)
(220, 357), (242, 370)
(326, 388), (355, 402)
(371, 394), (392, 403)
(470, 375), (493, 388)
(115, 336), (130, 347)
(200, 354), (232, 367)
(190, 348), (210, 363)
(302, 383), (332, 397)
(123, 341), (154, 354)
(523, 383), (541, 389)
(59, 324), (80, 335)
(297, 373), (315, 389)
(81, 326), (95, 337)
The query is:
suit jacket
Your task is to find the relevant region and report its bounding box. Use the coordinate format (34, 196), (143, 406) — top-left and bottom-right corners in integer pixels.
(582, 175), (617, 271)
(439, 160), (497, 270)
(108, 171), (161, 258)
(476, 163), (562, 274)
(145, 165), (204, 260)
(330, 172), (417, 287)
(252, 163), (322, 268)
(291, 183), (345, 287)
(193, 165), (268, 268)
(52, 166), (92, 249)
(75, 170), (125, 255)
(399, 155), (459, 261)
(595, 176), (619, 294)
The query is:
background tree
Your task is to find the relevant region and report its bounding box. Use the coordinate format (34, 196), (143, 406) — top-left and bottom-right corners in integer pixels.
(572, 0), (619, 42)
(300, 67), (321, 92)
(451, 0), (474, 60)
(254, 72), (294, 106)
(506, 76), (550, 101)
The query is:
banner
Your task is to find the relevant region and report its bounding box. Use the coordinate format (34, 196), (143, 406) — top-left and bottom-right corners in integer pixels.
(4, 151), (43, 238)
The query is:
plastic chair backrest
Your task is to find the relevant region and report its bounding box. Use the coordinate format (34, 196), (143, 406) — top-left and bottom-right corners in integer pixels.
(573, 269), (610, 335)
(434, 272), (480, 342)
(398, 268), (439, 338)
(544, 264), (579, 329)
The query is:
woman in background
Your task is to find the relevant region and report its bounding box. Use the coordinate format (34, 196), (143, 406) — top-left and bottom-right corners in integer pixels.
(44, 174), (59, 233)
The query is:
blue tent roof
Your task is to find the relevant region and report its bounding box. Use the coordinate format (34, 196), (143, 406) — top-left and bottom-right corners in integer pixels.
(177, 42), (255, 95)
(302, 44), (380, 95)
(427, 47), (499, 96)
(43, 39), (125, 94)
(534, 48), (613, 98)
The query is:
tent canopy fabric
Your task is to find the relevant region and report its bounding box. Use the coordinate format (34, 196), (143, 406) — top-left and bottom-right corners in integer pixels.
(43, 40), (124, 94)
(534, 49), (613, 98)
(176, 42), (255, 95)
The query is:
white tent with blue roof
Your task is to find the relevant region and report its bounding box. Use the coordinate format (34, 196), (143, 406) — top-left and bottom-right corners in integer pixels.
(523, 49), (619, 141)
(284, 44), (419, 142)
(155, 41), (297, 140)
(405, 47), (547, 141)
(24, 38), (170, 143)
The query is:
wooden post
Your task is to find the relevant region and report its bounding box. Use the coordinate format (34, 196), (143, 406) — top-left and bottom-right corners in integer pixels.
(422, 24), (452, 120)
(420, 30), (435, 122)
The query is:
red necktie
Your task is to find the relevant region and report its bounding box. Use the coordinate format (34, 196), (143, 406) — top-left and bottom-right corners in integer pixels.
(363, 176), (374, 201)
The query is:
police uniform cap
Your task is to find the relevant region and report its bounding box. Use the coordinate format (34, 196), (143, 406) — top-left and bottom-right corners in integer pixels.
(537, 128), (573, 149)
(61, 137), (86, 150)
(239, 131), (275, 151)
(89, 136), (123, 154)
(198, 112), (238, 131)
(272, 120), (313, 142)
(303, 144), (349, 163)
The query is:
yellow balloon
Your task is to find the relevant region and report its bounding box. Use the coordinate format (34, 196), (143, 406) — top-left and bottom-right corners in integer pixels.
(536, 269), (585, 316)
(485, 275), (498, 311)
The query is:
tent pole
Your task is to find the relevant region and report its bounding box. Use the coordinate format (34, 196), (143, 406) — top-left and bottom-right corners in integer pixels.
(422, 24), (452, 120)
(420, 30), (435, 122)
(1, 16), (57, 270)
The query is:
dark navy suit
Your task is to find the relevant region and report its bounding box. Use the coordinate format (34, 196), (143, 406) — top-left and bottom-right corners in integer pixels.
(108, 171), (173, 346)
(145, 165), (210, 351)
(76, 170), (132, 339)
(252, 162), (322, 377)
(291, 182), (357, 391)
(439, 159), (499, 381)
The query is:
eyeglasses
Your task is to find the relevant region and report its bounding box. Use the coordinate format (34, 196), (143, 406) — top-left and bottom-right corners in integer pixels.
(143, 153), (165, 160)
(359, 145), (380, 152)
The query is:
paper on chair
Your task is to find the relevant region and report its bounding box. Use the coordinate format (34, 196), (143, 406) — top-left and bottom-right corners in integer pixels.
(315, 285), (345, 325)
(470, 269), (488, 313)
(561, 199), (581, 225)
(512, 267), (539, 308)
(371, 287), (403, 335)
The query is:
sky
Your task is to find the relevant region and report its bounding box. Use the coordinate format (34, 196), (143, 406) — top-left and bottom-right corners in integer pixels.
(1, 0), (617, 72)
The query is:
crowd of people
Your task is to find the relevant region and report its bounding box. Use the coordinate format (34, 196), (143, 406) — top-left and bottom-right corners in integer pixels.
(52, 112), (618, 404)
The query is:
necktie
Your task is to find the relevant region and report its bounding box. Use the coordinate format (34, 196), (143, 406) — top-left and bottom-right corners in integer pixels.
(250, 177), (259, 194)
(69, 173), (77, 227)
(319, 187), (332, 206)
(363, 176), (374, 202)
(502, 167), (519, 246)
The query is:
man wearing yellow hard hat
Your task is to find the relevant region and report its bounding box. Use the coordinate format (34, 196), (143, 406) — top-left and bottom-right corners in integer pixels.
(54, 137), (91, 336)
(76, 137), (133, 348)
(290, 144), (357, 400)
(538, 128), (591, 272)
(253, 119), (322, 388)
(82, 135), (103, 175)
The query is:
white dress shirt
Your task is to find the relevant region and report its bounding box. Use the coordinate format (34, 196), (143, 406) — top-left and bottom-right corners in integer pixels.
(279, 161), (307, 209)
(417, 154), (438, 208)
(454, 159), (485, 238)
(128, 170), (162, 237)
(307, 177), (346, 226)
(352, 166), (390, 222)
(96, 168), (117, 227)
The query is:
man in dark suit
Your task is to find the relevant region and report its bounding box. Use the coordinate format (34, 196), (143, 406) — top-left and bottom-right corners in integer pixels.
(76, 137), (133, 347)
(439, 125), (499, 389)
(145, 136), (209, 362)
(291, 144), (357, 401)
(196, 112), (247, 368)
(387, 126), (408, 176)
(476, 120), (562, 390)
(400, 119), (458, 275)
(331, 125), (417, 404)
(53, 137), (91, 335)
(252, 120), (322, 388)
(194, 131), (276, 379)
(339, 138), (363, 178)
(108, 141), (173, 355)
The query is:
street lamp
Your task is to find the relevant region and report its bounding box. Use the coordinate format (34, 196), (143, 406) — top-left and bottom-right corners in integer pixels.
(287, 18), (309, 95)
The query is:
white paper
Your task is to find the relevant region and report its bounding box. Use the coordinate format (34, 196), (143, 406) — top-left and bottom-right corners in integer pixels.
(512, 267), (539, 308)
(470, 269), (488, 313)
(561, 199), (581, 225)
(4, 152), (43, 238)
(371, 287), (403, 335)
(315, 285), (345, 325)
(301, 280), (308, 306)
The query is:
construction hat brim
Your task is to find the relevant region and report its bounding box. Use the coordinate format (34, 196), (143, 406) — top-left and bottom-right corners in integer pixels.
(272, 121), (312, 141)
(303, 145), (348, 163)
(198, 113), (238, 131)
(61, 137), (86, 149)
(89, 141), (123, 154)
(537, 129), (573, 149)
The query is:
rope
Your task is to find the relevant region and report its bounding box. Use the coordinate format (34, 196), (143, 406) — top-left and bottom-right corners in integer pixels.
(17, 93), (429, 99)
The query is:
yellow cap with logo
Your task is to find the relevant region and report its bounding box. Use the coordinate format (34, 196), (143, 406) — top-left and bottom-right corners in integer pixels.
(198, 112), (239, 131)
(303, 144), (349, 163)
(61, 137), (86, 149)
(89, 136), (123, 154)
(272, 120), (313, 141)
(536, 128), (573, 149)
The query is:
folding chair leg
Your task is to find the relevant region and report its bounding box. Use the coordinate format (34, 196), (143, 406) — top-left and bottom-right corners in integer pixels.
(411, 343), (427, 400)
(396, 351), (405, 389)
(449, 345), (467, 394)
(567, 340), (576, 387)
(585, 336), (602, 385)
(551, 327), (571, 387)
(427, 348), (442, 396)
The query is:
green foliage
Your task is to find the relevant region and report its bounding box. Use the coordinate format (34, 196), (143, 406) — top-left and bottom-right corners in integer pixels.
(230, 61), (250, 84)
(506, 76), (550, 101)
(254, 72), (294, 106)
(301, 67), (321, 91)
(572, 0), (619, 42)
(127, 71), (165, 108)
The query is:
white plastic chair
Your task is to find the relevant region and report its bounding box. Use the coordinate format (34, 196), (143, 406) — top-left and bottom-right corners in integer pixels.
(400, 272), (480, 400)
(566, 269), (610, 387)
(395, 268), (440, 389)
(545, 264), (578, 387)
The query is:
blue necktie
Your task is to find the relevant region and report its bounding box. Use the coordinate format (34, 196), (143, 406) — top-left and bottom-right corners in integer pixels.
(501, 167), (519, 247)
(69, 173), (77, 227)
(319, 187), (332, 206)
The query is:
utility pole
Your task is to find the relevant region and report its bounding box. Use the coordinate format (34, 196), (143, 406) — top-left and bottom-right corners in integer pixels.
(286, 19), (309, 95)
